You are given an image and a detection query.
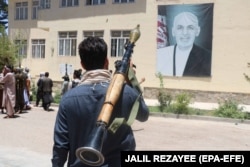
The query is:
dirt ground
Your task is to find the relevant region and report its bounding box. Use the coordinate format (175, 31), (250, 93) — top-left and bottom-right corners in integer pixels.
(0, 105), (249, 166)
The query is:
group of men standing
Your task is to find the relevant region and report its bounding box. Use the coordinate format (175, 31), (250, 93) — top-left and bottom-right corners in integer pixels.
(0, 65), (54, 118)
(0, 66), (32, 118)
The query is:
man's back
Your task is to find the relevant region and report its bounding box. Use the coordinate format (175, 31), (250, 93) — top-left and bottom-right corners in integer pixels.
(42, 77), (53, 92)
(52, 36), (149, 167)
(52, 82), (149, 166)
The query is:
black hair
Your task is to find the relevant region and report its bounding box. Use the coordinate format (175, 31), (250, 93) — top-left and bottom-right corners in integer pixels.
(5, 65), (13, 72)
(62, 75), (69, 81)
(73, 69), (81, 79)
(78, 37), (107, 70)
(45, 72), (49, 77)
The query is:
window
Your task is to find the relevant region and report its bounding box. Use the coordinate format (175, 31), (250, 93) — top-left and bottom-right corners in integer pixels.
(83, 31), (104, 39)
(40, 0), (51, 9)
(58, 32), (77, 56)
(113, 0), (134, 3)
(61, 0), (79, 7)
(32, 0), (39, 19)
(15, 2), (28, 20)
(15, 40), (28, 58)
(32, 39), (45, 58)
(86, 0), (105, 5)
(111, 30), (130, 57)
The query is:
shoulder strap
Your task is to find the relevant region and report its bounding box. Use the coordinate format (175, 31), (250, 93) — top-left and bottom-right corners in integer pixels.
(108, 67), (143, 134)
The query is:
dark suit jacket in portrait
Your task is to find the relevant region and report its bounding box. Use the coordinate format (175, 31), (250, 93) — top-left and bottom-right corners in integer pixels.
(157, 44), (211, 77)
(183, 44), (211, 77)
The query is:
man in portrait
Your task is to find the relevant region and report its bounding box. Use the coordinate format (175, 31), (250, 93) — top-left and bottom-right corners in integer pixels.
(157, 11), (211, 77)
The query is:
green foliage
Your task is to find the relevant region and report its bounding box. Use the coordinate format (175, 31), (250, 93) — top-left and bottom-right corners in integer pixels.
(11, 31), (29, 67)
(214, 100), (247, 119)
(189, 108), (215, 116)
(172, 93), (191, 115)
(30, 80), (37, 102)
(53, 91), (61, 104)
(0, 25), (17, 69)
(149, 97), (250, 120)
(156, 72), (172, 112)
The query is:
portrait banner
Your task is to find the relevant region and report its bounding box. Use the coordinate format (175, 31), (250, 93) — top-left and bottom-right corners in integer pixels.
(156, 3), (214, 77)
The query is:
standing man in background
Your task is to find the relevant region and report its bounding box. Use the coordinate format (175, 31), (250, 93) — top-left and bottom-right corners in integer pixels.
(68, 69), (81, 89)
(41, 72), (53, 111)
(36, 72), (45, 107)
(0, 65), (16, 119)
(14, 68), (27, 114)
(61, 75), (70, 96)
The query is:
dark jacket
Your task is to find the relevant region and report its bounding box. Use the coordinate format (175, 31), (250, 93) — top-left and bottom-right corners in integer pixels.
(41, 77), (53, 93)
(52, 82), (149, 167)
(183, 44), (212, 77)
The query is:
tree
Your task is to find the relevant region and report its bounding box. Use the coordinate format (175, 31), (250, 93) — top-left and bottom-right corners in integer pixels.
(0, 0), (8, 29)
(0, 25), (17, 69)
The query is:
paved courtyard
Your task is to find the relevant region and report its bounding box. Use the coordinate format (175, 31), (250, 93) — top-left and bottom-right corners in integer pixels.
(0, 105), (250, 166)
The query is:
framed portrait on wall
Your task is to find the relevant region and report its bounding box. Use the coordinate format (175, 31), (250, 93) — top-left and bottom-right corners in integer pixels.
(157, 3), (214, 77)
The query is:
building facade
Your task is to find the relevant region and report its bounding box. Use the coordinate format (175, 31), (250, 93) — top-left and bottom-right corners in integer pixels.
(8, 0), (250, 103)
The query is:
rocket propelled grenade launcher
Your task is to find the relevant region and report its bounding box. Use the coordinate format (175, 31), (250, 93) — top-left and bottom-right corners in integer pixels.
(75, 25), (141, 166)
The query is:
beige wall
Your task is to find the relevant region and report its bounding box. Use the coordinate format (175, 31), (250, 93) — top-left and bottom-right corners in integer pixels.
(8, 0), (250, 95)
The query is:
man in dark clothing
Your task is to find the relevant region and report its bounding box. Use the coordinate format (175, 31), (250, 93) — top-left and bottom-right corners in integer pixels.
(41, 72), (53, 111)
(52, 37), (149, 167)
(14, 68), (27, 113)
(36, 72), (44, 107)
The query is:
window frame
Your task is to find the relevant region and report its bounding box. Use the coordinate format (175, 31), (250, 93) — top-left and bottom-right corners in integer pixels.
(39, 0), (51, 9)
(60, 0), (79, 7)
(86, 0), (106, 6)
(83, 30), (104, 39)
(31, 39), (46, 58)
(32, 0), (39, 19)
(110, 30), (130, 57)
(15, 40), (28, 58)
(15, 2), (28, 20)
(58, 31), (77, 57)
(113, 0), (135, 4)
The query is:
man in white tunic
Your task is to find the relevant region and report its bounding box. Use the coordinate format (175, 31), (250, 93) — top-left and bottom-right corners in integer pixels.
(0, 65), (16, 118)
